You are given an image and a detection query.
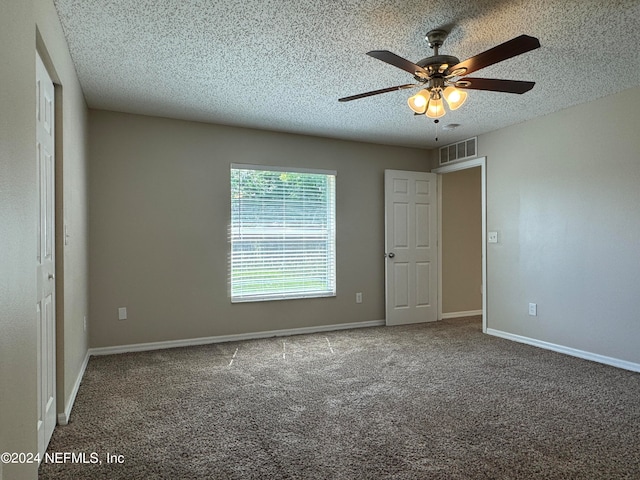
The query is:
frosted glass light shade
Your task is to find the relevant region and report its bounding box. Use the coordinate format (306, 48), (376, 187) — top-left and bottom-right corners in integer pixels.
(443, 86), (468, 110)
(407, 89), (430, 114)
(426, 96), (445, 118)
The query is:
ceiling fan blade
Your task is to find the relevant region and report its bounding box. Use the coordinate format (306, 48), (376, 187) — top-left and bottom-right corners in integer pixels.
(367, 50), (428, 77)
(338, 84), (416, 102)
(456, 77), (535, 94)
(449, 35), (540, 76)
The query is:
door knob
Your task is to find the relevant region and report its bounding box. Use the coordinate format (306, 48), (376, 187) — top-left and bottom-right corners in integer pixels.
(48, 274), (55, 280)
(387, 252), (395, 258)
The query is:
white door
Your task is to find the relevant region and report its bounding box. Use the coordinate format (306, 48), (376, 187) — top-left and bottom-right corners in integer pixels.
(385, 170), (438, 325)
(36, 52), (57, 457)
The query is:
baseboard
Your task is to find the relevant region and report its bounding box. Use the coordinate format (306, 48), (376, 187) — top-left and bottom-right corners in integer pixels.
(486, 328), (640, 373)
(89, 319), (386, 356)
(57, 350), (90, 425)
(441, 310), (483, 320)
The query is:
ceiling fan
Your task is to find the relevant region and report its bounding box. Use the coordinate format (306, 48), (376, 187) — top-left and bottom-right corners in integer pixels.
(339, 29), (540, 119)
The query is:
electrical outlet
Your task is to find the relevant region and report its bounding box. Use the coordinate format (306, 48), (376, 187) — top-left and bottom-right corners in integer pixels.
(83, 315), (87, 332)
(488, 231), (499, 244)
(356, 292), (363, 304)
(528, 303), (537, 316)
(118, 307), (127, 321)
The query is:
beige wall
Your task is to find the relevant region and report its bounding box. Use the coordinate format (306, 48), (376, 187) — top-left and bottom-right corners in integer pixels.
(88, 110), (430, 348)
(441, 167), (482, 314)
(1, 2), (37, 478)
(480, 85), (640, 364)
(0, 2), (89, 478)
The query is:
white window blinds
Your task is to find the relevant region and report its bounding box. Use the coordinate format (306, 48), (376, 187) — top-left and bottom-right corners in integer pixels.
(230, 164), (336, 302)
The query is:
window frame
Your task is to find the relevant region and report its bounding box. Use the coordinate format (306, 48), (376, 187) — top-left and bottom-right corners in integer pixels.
(230, 163), (337, 303)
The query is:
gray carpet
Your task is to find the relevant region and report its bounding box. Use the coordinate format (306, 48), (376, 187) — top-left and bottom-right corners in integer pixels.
(40, 317), (640, 479)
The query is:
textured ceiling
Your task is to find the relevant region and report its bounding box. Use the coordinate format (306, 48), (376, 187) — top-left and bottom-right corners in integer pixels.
(53, 0), (640, 149)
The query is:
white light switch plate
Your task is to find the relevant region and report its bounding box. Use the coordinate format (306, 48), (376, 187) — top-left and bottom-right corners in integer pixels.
(488, 231), (498, 243)
(118, 307), (127, 320)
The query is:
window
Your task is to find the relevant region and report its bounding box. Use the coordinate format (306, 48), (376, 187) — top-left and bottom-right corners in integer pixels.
(230, 164), (336, 302)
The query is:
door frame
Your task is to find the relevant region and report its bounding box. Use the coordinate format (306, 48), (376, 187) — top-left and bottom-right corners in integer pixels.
(433, 157), (487, 333)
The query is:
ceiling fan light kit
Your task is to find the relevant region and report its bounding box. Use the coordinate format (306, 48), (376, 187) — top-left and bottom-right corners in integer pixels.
(340, 28), (540, 120)
(408, 85), (468, 116)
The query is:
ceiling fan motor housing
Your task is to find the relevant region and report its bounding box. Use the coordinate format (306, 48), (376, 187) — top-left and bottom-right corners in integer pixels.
(414, 29), (460, 79)
(417, 55), (461, 70)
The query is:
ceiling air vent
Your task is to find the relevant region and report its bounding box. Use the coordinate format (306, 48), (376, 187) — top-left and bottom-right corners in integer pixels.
(439, 137), (477, 165)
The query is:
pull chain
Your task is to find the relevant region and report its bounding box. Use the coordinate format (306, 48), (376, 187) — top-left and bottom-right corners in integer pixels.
(434, 119), (440, 142)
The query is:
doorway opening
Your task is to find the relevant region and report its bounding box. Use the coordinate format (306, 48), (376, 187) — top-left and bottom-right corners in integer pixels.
(434, 157), (487, 332)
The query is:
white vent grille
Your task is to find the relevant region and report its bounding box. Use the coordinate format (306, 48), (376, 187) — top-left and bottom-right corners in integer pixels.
(439, 137), (477, 165)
